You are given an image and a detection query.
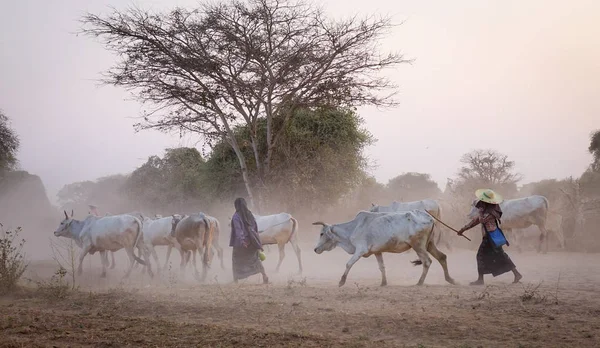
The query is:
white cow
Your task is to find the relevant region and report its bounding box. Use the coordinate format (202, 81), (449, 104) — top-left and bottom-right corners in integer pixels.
(87, 207), (117, 269)
(254, 213), (302, 274)
(313, 210), (455, 287)
(370, 199), (452, 250)
(53, 210), (152, 278)
(467, 195), (559, 253)
(55, 211), (114, 271)
(138, 215), (182, 272)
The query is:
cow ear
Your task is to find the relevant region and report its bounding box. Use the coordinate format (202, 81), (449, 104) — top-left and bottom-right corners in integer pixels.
(371, 203), (375, 207)
(329, 226), (339, 237)
(64, 210), (69, 219)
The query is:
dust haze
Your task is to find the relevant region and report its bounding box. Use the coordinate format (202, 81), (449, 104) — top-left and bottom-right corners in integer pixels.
(2, 172), (600, 346)
(1, 0), (600, 347)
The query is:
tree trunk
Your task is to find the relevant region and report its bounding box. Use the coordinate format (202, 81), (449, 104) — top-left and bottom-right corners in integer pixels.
(219, 115), (257, 210)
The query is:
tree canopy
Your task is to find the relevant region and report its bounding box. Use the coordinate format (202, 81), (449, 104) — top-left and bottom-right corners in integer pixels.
(0, 110), (20, 172)
(125, 147), (207, 211)
(446, 149), (520, 201)
(81, 0), (408, 208)
(589, 129), (600, 172)
(386, 172), (441, 202)
(204, 107), (374, 212)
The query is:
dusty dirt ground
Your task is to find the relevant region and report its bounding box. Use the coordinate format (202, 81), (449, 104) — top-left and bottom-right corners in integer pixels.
(2, 240), (600, 347)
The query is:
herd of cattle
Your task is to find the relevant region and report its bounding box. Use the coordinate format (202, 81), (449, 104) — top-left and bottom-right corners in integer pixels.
(52, 194), (558, 287)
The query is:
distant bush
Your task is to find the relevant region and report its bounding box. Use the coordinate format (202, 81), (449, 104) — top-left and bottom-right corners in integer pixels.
(35, 267), (70, 299)
(0, 225), (28, 294)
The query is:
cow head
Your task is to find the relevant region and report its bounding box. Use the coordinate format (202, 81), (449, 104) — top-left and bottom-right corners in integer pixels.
(312, 222), (339, 254)
(54, 210), (74, 237)
(369, 203), (380, 212)
(467, 199), (481, 219)
(170, 214), (184, 236)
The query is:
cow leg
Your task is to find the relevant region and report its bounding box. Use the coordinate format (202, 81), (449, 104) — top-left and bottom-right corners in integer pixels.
(110, 252), (116, 269)
(133, 247), (142, 269)
(289, 234), (303, 275)
(140, 244), (154, 278)
(100, 251), (108, 278)
(435, 226), (452, 252)
(275, 243), (285, 273)
(149, 245), (161, 274)
(191, 249), (202, 281)
(179, 250), (187, 271)
(537, 224), (550, 254)
(375, 253), (387, 286)
(427, 241), (456, 285)
(123, 247), (137, 278)
(137, 246), (146, 273)
(554, 227), (566, 250)
(411, 242), (432, 286)
(339, 252), (364, 287)
(213, 244), (225, 270)
(163, 244), (173, 272)
(77, 245), (91, 276)
(177, 249), (186, 278)
(507, 229), (522, 253)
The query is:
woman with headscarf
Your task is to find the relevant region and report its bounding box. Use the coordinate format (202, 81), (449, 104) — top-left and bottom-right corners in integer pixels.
(457, 189), (523, 285)
(229, 197), (269, 284)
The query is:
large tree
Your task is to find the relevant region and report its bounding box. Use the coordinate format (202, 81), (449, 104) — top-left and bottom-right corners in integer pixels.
(204, 107), (374, 212)
(81, 0), (408, 209)
(0, 110), (20, 172)
(589, 129), (600, 172)
(386, 172), (441, 202)
(447, 149), (521, 200)
(458, 149), (521, 186)
(125, 147), (207, 211)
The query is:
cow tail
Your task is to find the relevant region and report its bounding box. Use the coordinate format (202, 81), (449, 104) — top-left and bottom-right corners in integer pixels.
(132, 217), (147, 266)
(286, 217), (299, 244)
(213, 219), (220, 243)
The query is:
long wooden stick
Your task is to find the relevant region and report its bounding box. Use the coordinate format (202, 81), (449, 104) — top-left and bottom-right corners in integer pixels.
(426, 212), (472, 242)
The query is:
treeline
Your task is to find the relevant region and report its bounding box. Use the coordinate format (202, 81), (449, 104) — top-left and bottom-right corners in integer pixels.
(58, 107), (375, 217)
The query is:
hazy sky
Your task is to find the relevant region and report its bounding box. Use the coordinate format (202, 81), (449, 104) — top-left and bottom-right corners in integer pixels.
(1, 0), (598, 203)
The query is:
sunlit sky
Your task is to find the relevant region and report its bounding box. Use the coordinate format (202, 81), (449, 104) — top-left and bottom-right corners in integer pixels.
(1, 0), (598, 203)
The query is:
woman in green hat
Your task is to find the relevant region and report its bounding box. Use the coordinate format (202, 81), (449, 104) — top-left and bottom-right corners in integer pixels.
(458, 189), (523, 285)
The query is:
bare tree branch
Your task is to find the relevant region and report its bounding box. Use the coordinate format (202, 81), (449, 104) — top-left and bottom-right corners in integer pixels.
(80, 0), (409, 207)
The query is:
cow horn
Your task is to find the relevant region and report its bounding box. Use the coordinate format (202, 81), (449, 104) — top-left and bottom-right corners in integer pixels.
(371, 202), (375, 207)
(312, 221), (326, 226)
(64, 210), (69, 219)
